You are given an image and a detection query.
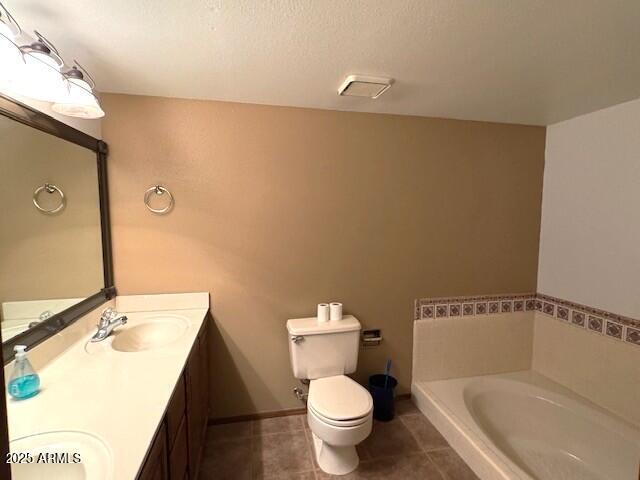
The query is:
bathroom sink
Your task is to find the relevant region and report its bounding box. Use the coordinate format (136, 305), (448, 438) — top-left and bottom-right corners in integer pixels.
(85, 314), (189, 354)
(10, 430), (112, 480)
(111, 316), (188, 352)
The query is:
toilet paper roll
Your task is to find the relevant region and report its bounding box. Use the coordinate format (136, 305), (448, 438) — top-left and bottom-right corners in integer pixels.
(330, 302), (343, 321)
(317, 303), (330, 323)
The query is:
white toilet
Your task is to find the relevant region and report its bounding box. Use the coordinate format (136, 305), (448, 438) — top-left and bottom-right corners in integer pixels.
(286, 315), (373, 475)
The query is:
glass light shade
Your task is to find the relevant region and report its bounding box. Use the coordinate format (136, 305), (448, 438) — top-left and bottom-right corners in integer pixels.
(0, 22), (24, 85)
(13, 50), (68, 102)
(52, 77), (105, 119)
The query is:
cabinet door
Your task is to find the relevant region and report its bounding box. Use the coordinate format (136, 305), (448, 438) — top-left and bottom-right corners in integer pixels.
(199, 322), (210, 422)
(186, 322), (209, 479)
(138, 423), (168, 480)
(166, 376), (186, 450)
(169, 415), (189, 480)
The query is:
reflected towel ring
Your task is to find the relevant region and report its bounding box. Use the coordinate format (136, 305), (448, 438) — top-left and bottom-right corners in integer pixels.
(33, 183), (66, 214)
(144, 185), (174, 214)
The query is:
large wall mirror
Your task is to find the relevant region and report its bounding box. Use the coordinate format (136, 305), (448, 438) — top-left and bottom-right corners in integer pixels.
(0, 94), (114, 363)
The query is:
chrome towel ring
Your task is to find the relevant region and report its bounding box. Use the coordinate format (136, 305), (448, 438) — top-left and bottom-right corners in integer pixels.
(144, 185), (174, 215)
(33, 183), (66, 214)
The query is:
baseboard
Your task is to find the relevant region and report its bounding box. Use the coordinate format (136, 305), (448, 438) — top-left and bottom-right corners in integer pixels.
(208, 393), (412, 425)
(208, 407), (308, 425)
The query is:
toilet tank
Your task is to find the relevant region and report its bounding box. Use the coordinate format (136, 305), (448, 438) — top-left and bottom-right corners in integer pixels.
(286, 315), (361, 380)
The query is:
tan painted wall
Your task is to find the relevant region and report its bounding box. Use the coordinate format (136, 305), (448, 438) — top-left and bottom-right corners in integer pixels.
(0, 116), (104, 312)
(102, 94), (545, 418)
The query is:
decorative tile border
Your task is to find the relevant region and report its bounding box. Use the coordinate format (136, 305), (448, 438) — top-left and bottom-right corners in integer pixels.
(416, 293), (537, 321)
(414, 292), (640, 348)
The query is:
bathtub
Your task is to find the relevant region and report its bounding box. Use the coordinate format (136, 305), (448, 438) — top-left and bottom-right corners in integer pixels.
(412, 371), (640, 480)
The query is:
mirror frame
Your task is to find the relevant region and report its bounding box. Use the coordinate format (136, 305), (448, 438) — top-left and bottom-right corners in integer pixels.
(0, 93), (115, 365)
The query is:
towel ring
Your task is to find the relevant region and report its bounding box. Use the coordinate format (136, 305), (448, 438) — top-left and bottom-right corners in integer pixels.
(33, 183), (66, 214)
(144, 185), (174, 214)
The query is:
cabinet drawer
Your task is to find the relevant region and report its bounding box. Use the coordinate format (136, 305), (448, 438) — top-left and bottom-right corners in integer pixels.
(166, 375), (186, 450)
(169, 415), (188, 480)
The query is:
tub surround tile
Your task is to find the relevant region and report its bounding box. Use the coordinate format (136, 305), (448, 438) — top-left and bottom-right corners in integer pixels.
(422, 305), (435, 319)
(556, 306), (569, 321)
(488, 301), (499, 314)
(606, 321), (623, 339)
(543, 302), (555, 316)
(626, 327), (640, 345)
(532, 314), (640, 426)
(474, 302), (487, 315)
(571, 310), (585, 327)
(413, 312), (533, 382)
(415, 292), (640, 348)
(500, 301), (512, 313)
(588, 315), (604, 333)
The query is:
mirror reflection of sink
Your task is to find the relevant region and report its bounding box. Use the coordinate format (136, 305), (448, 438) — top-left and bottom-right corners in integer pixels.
(1, 321), (31, 342)
(10, 430), (112, 480)
(85, 314), (189, 354)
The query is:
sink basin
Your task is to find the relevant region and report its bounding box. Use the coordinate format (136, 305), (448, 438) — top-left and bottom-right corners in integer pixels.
(85, 314), (189, 354)
(10, 430), (112, 480)
(111, 316), (188, 352)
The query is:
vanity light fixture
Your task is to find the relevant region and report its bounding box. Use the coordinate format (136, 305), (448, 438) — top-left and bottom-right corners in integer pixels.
(0, 1), (105, 118)
(0, 4), (23, 81)
(52, 64), (105, 119)
(16, 32), (68, 103)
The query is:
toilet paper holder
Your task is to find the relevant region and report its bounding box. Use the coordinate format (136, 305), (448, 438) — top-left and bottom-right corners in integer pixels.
(361, 329), (382, 347)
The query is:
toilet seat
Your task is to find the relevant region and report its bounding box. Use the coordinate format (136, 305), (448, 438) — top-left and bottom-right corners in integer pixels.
(308, 403), (370, 427)
(308, 375), (373, 427)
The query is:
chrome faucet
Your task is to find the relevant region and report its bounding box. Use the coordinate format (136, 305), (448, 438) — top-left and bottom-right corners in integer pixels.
(91, 307), (128, 342)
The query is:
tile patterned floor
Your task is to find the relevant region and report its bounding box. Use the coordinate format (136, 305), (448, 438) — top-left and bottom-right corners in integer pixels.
(201, 398), (479, 480)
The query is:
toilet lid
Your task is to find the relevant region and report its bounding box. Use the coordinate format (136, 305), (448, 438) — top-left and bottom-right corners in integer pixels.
(308, 375), (373, 421)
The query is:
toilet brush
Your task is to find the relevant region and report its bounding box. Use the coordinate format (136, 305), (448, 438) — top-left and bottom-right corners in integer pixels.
(383, 359), (392, 389)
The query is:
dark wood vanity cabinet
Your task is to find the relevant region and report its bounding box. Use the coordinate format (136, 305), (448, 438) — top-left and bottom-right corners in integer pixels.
(138, 423), (169, 480)
(138, 320), (210, 480)
(186, 322), (210, 479)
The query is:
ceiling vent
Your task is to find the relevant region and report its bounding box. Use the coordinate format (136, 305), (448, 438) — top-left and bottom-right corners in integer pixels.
(338, 75), (393, 99)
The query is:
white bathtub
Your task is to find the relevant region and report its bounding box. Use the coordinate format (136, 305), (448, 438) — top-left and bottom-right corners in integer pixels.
(412, 371), (640, 480)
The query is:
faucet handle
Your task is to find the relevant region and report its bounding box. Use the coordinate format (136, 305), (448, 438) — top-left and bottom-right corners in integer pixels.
(98, 307), (116, 327)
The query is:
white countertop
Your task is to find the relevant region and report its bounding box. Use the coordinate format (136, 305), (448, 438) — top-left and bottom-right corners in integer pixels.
(5, 292), (210, 480)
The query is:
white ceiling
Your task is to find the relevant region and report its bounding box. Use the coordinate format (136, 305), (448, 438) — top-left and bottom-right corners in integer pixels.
(7, 0), (640, 125)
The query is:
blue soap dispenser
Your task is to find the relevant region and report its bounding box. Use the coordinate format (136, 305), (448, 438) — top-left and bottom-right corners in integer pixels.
(7, 345), (40, 400)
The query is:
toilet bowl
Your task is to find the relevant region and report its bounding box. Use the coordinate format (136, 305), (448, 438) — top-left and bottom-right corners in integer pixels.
(306, 375), (373, 475)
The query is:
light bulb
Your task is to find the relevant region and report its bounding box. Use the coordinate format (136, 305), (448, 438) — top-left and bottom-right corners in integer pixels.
(14, 49), (69, 102)
(0, 21), (24, 86)
(52, 77), (105, 119)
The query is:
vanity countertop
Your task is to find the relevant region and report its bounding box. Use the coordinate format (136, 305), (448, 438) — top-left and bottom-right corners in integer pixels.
(5, 292), (210, 480)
